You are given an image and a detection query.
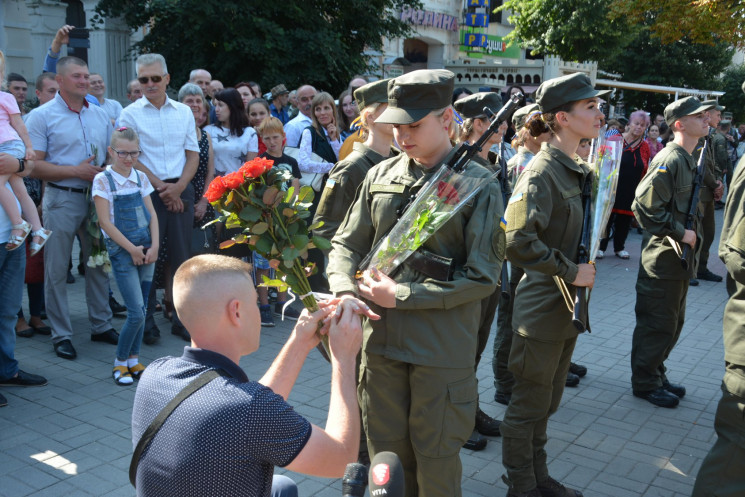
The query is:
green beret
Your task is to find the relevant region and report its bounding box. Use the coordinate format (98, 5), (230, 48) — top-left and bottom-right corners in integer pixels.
(453, 92), (501, 119)
(664, 97), (715, 128)
(535, 73), (610, 113)
(376, 69), (455, 124)
(353, 79), (390, 112)
(512, 103), (540, 129)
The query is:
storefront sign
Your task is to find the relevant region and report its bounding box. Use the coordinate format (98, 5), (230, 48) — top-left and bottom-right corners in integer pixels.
(463, 13), (489, 27)
(463, 33), (488, 48)
(459, 32), (521, 58)
(400, 7), (459, 32)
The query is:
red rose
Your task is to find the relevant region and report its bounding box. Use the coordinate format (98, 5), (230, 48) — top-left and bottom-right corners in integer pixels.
(436, 181), (460, 205)
(204, 177), (227, 203)
(240, 157), (274, 178)
(222, 171), (245, 190)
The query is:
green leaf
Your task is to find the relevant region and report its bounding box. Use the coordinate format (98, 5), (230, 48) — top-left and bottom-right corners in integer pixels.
(239, 204), (262, 222)
(282, 246), (299, 265)
(312, 235), (332, 251)
(284, 187), (295, 202)
(287, 221), (300, 236)
(282, 207), (295, 217)
(255, 235), (273, 254)
(291, 234), (309, 251)
(252, 222), (268, 234)
(259, 275), (288, 292)
(297, 185), (314, 203)
(307, 220), (324, 231)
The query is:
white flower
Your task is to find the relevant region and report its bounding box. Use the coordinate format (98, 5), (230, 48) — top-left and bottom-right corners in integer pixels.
(94, 253), (104, 265)
(87, 256), (97, 268)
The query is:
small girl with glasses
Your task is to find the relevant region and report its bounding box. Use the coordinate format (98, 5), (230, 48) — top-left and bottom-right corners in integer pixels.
(0, 50), (52, 254)
(93, 127), (159, 385)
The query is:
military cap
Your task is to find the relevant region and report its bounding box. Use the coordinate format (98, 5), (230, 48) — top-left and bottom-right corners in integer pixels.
(701, 99), (724, 112)
(353, 79), (390, 112)
(376, 69), (455, 124)
(664, 97), (715, 128)
(270, 84), (289, 99)
(453, 92), (501, 120)
(535, 73), (610, 113)
(512, 103), (540, 129)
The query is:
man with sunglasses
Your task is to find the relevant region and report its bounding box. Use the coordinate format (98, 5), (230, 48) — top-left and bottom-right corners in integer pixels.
(25, 56), (118, 360)
(119, 53), (200, 345)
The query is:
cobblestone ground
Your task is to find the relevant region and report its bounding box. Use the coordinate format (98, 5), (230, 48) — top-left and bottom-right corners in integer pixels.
(1, 211), (729, 496)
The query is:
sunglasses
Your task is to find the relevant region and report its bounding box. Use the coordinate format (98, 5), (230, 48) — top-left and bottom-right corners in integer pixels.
(137, 75), (164, 84)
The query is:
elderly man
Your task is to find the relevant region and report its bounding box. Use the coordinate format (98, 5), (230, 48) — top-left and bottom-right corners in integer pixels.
(207, 80), (223, 99)
(269, 84), (291, 124)
(283, 85), (317, 147)
(25, 56), (117, 360)
(88, 73), (123, 125)
(131, 254), (373, 495)
(126, 79), (143, 103)
(119, 54), (200, 344)
(0, 154), (48, 407)
(188, 69), (211, 96)
(34, 73), (59, 107)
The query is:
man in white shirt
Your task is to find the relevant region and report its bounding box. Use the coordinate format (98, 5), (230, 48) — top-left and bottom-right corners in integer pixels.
(118, 53), (200, 345)
(284, 85), (317, 147)
(88, 73), (123, 126)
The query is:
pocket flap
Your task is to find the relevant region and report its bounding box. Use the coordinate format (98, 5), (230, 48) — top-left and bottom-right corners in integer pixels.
(447, 376), (477, 404)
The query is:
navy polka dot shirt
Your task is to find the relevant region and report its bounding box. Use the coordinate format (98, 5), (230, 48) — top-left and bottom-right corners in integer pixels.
(132, 347), (311, 496)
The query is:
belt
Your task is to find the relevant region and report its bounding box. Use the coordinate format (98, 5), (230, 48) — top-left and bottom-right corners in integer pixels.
(48, 182), (89, 194)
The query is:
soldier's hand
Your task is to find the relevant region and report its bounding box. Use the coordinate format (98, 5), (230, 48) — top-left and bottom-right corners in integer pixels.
(357, 268), (397, 308)
(682, 229), (697, 249)
(714, 180), (724, 201)
(572, 263), (596, 289)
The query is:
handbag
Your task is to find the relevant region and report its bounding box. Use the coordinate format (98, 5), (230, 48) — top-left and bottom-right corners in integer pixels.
(283, 146), (325, 192)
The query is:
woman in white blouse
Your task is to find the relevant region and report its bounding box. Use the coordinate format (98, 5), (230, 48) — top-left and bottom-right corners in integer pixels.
(203, 88), (257, 175)
(297, 92), (342, 203)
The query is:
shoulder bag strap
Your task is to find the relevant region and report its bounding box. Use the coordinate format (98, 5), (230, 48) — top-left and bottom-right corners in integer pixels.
(129, 369), (228, 487)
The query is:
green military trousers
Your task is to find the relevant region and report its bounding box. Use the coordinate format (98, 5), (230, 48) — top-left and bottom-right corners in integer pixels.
(631, 277), (688, 391)
(692, 365), (745, 496)
(698, 199), (716, 273)
(358, 352), (476, 497)
(476, 287), (500, 368)
(493, 266), (524, 395)
(500, 333), (577, 492)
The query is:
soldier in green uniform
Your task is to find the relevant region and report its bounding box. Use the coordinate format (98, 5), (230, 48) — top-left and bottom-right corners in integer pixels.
(691, 100), (726, 285)
(313, 79), (395, 243)
(501, 72), (605, 497)
(327, 69), (503, 497)
(691, 103), (745, 497)
(630, 97), (714, 408)
(453, 92), (507, 449)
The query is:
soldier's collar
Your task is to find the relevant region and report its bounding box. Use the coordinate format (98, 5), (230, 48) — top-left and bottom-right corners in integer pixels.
(542, 142), (585, 174)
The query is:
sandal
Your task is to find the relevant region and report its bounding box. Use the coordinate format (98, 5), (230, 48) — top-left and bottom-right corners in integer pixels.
(29, 228), (53, 257)
(6, 220), (31, 251)
(129, 363), (146, 380)
(113, 365), (133, 385)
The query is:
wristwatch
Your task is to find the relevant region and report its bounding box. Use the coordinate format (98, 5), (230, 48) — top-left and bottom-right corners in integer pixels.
(17, 158), (25, 173)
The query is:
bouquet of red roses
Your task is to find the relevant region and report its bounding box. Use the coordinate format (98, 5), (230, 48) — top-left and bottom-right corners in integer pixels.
(204, 157), (331, 334)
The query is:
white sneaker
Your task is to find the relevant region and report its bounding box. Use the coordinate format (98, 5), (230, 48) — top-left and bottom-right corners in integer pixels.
(596, 250), (604, 259)
(616, 250), (630, 259)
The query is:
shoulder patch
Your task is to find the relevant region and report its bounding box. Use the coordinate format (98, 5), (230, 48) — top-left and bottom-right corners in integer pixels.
(505, 195), (527, 232)
(370, 184), (406, 194)
(508, 192), (524, 204)
(657, 165), (669, 173)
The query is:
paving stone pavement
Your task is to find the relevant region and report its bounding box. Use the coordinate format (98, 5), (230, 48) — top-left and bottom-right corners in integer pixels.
(1, 211), (730, 497)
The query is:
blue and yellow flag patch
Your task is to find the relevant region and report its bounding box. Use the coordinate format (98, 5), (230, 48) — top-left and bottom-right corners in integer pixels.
(657, 165), (668, 173)
(499, 217), (507, 230)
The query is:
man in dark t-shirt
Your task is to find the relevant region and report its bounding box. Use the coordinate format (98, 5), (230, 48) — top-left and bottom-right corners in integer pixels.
(131, 254), (376, 496)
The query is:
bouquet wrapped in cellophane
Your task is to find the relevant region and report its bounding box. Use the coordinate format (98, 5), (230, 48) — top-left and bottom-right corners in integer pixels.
(359, 164), (498, 276)
(588, 128), (623, 262)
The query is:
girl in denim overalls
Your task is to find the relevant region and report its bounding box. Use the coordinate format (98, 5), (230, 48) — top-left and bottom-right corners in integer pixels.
(92, 127), (159, 385)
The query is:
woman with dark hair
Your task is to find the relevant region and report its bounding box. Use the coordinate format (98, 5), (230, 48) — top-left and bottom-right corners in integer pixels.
(337, 89), (358, 141)
(247, 97), (271, 156)
(599, 109), (651, 259)
(234, 82), (255, 113)
(203, 88), (257, 175)
(501, 72), (605, 497)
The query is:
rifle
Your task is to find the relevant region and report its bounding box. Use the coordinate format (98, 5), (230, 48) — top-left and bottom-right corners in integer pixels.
(678, 135), (707, 270)
(572, 176), (593, 332)
(497, 139), (511, 302)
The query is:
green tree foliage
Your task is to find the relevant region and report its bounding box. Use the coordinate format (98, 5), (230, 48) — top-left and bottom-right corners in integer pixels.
(599, 29), (733, 117)
(497, 0), (632, 62)
(719, 64), (745, 124)
(94, 0), (419, 93)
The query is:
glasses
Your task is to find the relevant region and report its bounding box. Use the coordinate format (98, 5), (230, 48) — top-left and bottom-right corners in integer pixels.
(137, 75), (164, 84)
(111, 149), (141, 159)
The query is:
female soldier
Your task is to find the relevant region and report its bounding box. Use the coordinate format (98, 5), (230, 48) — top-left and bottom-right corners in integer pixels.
(328, 70), (504, 496)
(501, 73), (606, 497)
(313, 78), (394, 246)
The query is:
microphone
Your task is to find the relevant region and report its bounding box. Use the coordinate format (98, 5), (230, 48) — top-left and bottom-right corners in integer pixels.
(368, 452), (405, 496)
(341, 462), (367, 497)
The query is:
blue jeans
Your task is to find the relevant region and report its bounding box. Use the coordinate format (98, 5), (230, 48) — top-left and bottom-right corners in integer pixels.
(106, 239), (153, 361)
(0, 246), (25, 380)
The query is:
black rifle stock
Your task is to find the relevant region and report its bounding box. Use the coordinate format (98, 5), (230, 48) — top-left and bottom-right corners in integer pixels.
(572, 176), (593, 333)
(680, 136), (707, 270)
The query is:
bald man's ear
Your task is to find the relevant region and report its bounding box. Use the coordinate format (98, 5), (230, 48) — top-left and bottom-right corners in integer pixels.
(226, 298), (242, 327)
